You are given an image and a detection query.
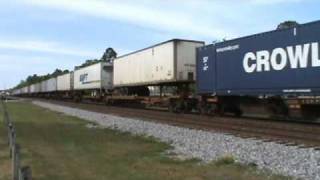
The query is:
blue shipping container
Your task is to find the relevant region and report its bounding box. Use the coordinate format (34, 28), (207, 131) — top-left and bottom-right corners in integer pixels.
(197, 20), (320, 96)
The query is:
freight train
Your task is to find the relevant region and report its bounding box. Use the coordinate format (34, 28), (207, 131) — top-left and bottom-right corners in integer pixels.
(12, 20), (320, 120)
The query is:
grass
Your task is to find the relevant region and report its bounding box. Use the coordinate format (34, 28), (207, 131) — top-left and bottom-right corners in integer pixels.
(0, 101), (291, 180)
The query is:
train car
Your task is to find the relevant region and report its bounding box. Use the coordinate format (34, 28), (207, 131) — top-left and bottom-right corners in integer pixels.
(46, 78), (57, 92)
(40, 80), (47, 94)
(29, 83), (41, 95)
(197, 20), (320, 119)
(114, 39), (204, 87)
(57, 72), (74, 98)
(21, 86), (30, 96)
(34, 82), (42, 94)
(30, 84), (36, 95)
(12, 88), (21, 96)
(111, 39), (204, 110)
(39, 78), (57, 98)
(73, 62), (113, 101)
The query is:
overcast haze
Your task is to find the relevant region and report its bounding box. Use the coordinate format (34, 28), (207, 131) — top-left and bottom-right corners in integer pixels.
(0, 0), (319, 89)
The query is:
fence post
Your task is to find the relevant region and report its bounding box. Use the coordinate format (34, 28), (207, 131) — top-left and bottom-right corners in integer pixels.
(8, 126), (16, 157)
(8, 124), (12, 146)
(20, 166), (32, 180)
(12, 144), (20, 180)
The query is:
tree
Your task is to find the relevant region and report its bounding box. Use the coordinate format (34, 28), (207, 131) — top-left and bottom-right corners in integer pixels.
(101, 48), (117, 62)
(277, 21), (299, 30)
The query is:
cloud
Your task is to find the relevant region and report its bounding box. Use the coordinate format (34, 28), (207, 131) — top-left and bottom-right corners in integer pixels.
(23, 0), (235, 39)
(0, 39), (98, 57)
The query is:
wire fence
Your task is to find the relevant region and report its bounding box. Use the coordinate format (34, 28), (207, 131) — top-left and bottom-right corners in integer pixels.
(1, 100), (32, 180)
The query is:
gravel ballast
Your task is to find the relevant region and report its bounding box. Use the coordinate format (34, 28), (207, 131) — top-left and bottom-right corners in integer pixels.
(33, 101), (320, 180)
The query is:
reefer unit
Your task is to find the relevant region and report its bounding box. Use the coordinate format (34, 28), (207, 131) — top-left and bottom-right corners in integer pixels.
(57, 72), (73, 91)
(73, 62), (113, 90)
(113, 39), (204, 87)
(197, 20), (320, 96)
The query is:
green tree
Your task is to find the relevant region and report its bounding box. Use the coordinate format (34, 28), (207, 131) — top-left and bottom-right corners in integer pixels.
(101, 48), (117, 62)
(277, 21), (299, 30)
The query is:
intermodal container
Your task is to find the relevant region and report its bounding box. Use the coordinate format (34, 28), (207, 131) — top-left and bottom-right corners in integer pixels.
(34, 83), (41, 93)
(46, 78), (57, 92)
(57, 72), (73, 91)
(73, 62), (113, 90)
(114, 39), (204, 87)
(40, 81), (47, 93)
(197, 20), (320, 96)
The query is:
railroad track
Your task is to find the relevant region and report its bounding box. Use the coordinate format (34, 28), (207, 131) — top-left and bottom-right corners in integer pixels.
(34, 99), (320, 149)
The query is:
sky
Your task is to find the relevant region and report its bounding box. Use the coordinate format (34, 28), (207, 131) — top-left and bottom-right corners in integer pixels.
(0, 0), (319, 89)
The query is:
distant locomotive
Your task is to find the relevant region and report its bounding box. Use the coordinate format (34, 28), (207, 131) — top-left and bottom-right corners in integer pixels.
(12, 20), (320, 120)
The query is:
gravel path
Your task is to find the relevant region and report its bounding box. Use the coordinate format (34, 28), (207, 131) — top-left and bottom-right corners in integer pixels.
(33, 101), (320, 180)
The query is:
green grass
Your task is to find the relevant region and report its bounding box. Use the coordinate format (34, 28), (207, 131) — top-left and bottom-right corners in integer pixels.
(0, 101), (291, 180)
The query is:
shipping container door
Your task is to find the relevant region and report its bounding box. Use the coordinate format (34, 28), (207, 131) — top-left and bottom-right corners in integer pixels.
(196, 45), (216, 94)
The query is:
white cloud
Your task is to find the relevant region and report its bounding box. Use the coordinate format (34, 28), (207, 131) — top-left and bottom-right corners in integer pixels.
(23, 0), (236, 39)
(0, 39), (98, 57)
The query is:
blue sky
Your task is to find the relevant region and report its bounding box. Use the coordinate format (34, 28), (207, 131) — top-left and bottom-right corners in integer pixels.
(0, 0), (318, 89)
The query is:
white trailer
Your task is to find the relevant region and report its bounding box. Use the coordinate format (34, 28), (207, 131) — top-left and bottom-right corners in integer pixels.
(41, 81), (47, 93)
(57, 72), (73, 91)
(46, 78), (57, 92)
(34, 83), (41, 93)
(12, 89), (21, 95)
(73, 62), (113, 91)
(113, 39), (204, 87)
(21, 86), (29, 94)
(30, 84), (36, 94)
(28, 83), (41, 94)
